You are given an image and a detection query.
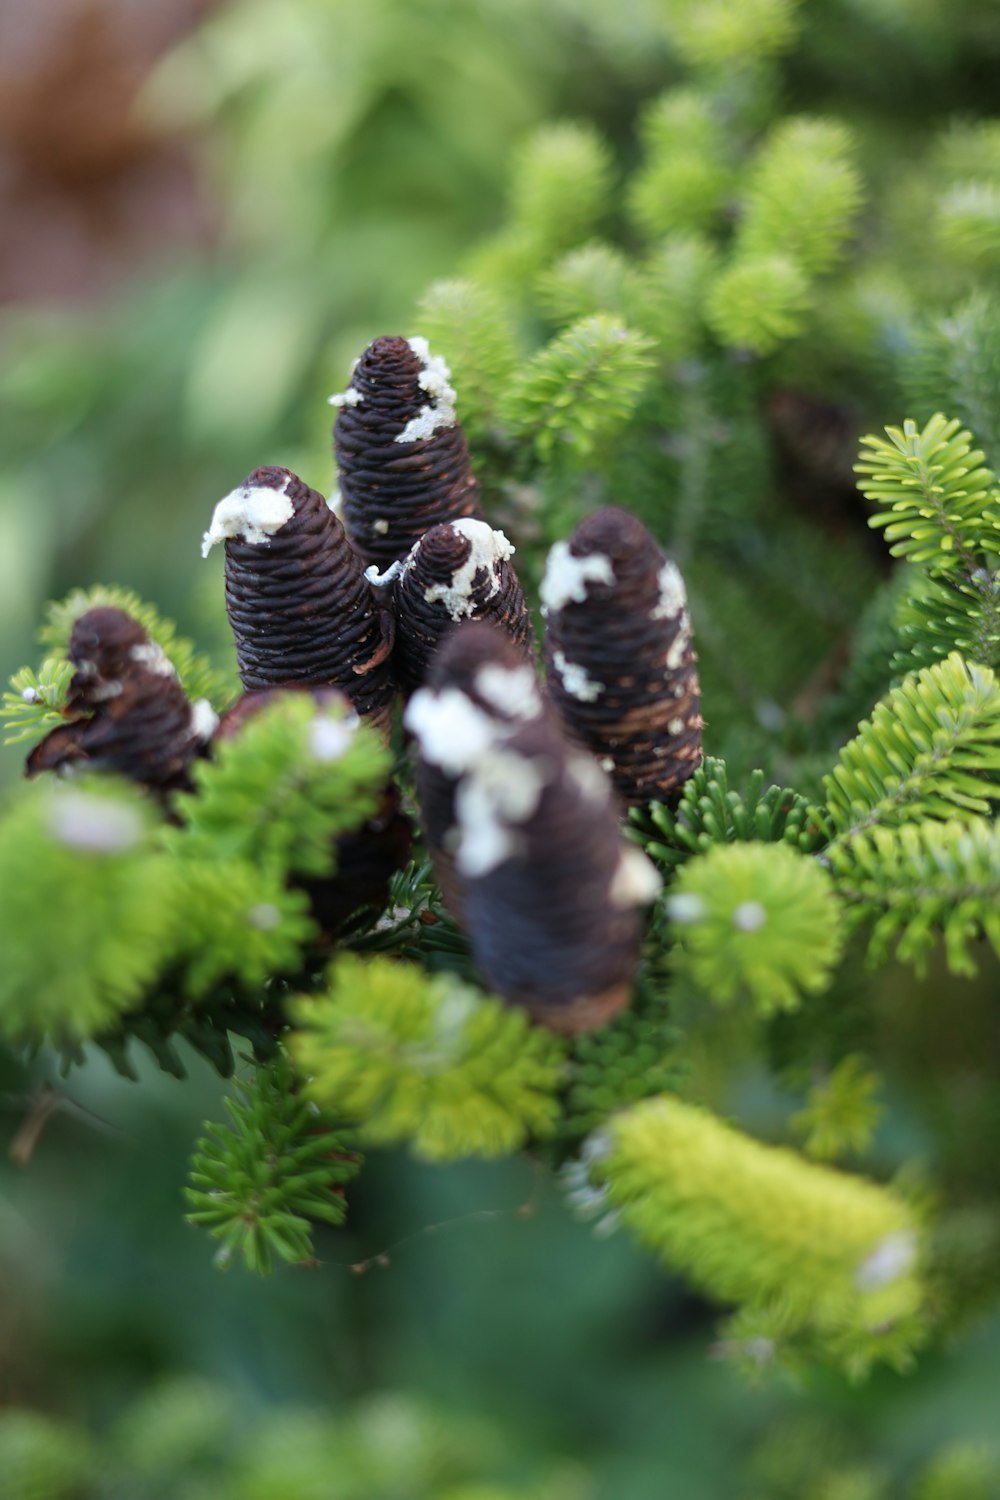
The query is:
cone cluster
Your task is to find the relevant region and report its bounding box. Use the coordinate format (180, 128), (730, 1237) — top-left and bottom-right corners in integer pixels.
(27, 332), (704, 1034)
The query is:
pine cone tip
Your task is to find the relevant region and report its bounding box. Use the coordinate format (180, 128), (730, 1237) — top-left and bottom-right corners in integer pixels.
(201, 466), (296, 558)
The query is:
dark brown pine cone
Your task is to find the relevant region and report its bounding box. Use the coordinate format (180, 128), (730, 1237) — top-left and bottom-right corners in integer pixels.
(202, 465), (396, 730)
(390, 518), (534, 695)
(404, 621), (546, 921)
(407, 643), (660, 1032)
(26, 606), (215, 795)
(331, 335), (483, 570)
(541, 507), (702, 807)
(214, 686), (412, 936)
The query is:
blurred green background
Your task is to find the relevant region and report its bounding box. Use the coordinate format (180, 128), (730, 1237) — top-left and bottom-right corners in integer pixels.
(4, 1), (1000, 1494)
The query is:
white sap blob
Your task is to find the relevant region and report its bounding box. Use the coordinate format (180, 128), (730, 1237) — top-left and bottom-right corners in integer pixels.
(49, 792), (143, 854)
(404, 687), (499, 776)
(855, 1229), (918, 1292)
(129, 642), (178, 679)
(190, 699), (220, 742)
(665, 611), (691, 670)
(552, 649), (604, 703)
(666, 891), (706, 925)
(732, 900), (767, 933)
(609, 846), (663, 908)
(327, 386), (363, 407)
(364, 560), (404, 589)
(474, 663), (541, 720)
(539, 540), (615, 613)
(651, 559), (687, 621)
(202, 476), (294, 557)
(394, 335), (458, 443)
(309, 713), (357, 763)
(454, 747), (548, 877)
(421, 519), (514, 622)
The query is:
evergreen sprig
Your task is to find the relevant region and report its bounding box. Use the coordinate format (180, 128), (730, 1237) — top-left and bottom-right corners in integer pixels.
(536, 242), (630, 327)
(912, 1445), (1000, 1500)
(902, 295), (1000, 466)
(791, 1056), (883, 1163)
(171, 694), (392, 879)
(736, 118), (863, 280)
(853, 412), (1000, 674)
(591, 1096), (927, 1376)
(290, 956), (566, 1161)
(415, 279), (520, 444)
(624, 233), (718, 363)
(857, 414), (1000, 577)
(823, 654), (1000, 841)
(0, 1409), (95, 1500)
(560, 1003), (683, 1141)
(660, 0), (802, 69)
(499, 314), (656, 465)
(185, 1053), (361, 1274)
(936, 182), (1000, 270)
(39, 583), (235, 706)
(504, 122), (614, 266)
(0, 780), (176, 1045)
(827, 816), (1000, 975)
(891, 569), (1000, 678)
(665, 842), (843, 1014)
(168, 858), (316, 1000)
(705, 253), (812, 355)
(0, 658), (75, 745)
(626, 89), (732, 240)
(630, 756), (826, 871)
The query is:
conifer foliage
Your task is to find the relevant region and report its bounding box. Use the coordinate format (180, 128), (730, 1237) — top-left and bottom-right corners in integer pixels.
(7, 15), (1000, 1396)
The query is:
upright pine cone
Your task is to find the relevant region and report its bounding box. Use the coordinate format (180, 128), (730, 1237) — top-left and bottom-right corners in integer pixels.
(26, 607), (215, 795)
(541, 508), (702, 807)
(404, 621), (546, 920)
(406, 623), (660, 1032)
(202, 465), (395, 730)
(390, 518), (534, 694)
(331, 335), (483, 570)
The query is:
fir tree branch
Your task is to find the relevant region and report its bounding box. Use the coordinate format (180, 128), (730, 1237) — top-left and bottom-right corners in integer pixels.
(630, 755), (826, 871)
(415, 278), (520, 444)
(856, 414), (1000, 582)
(169, 693), (392, 879)
(589, 1095), (927, 1376)
(289, 956), (566, 1162)
(823, 654), (1000, 842)
(499, 314), (655, 466)
(185, 1053), (361, 1274)
(1, 659), (75, 745)
(0, 780), (176, 1046)
(664, 841), (843, 1014)
(827, 816), (1000, 976)
(791, 1056), (883, 1163)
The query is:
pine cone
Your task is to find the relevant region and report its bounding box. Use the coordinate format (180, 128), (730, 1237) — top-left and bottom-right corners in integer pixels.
(404, 621), (546, 921)
(390, 518), (534, 694)
(202, 465), (395, 729)
(331, 335), (483, 570)
(215, 687), (412, 936)
(26, 606), (214, 794)
(407, 623), (659, 1031)
(541, 507), (702, 806)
